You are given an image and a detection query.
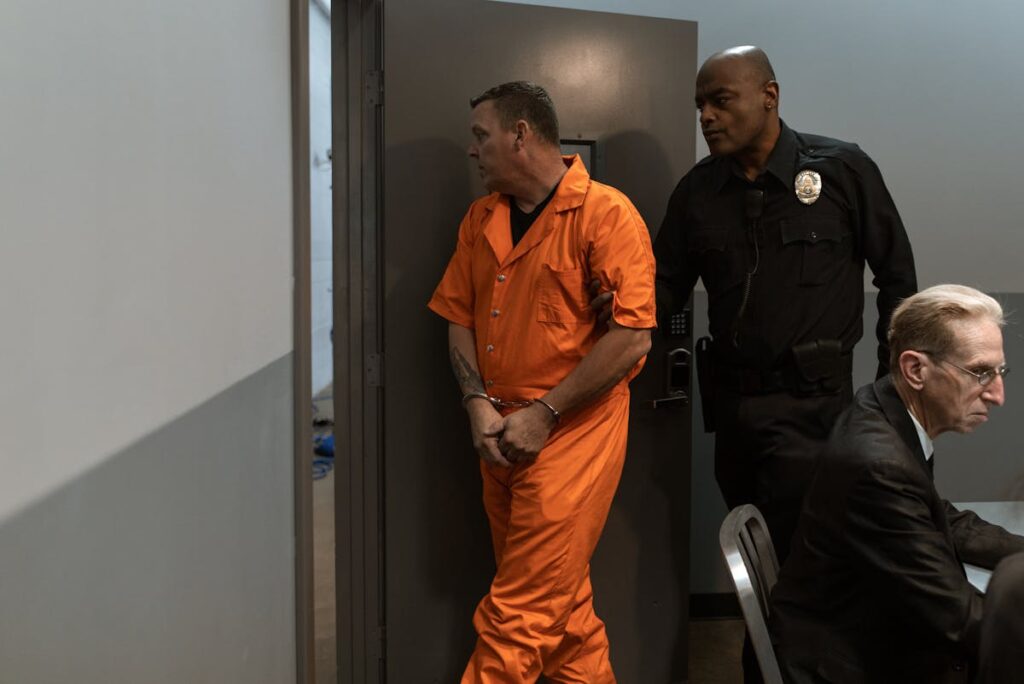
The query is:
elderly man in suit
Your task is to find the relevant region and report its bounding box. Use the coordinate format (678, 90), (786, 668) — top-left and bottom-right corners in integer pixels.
(769, 284), (1024, 683)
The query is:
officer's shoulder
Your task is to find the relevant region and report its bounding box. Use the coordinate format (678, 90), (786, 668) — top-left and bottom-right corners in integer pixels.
(669, 154), (718, 190)
(795, 130), (872, 163)
(693, 153), (718, 169)
(795, 131), (885, 181)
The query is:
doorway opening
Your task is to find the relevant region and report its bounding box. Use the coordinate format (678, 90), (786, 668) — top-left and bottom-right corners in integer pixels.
(309, 0), (336, 682)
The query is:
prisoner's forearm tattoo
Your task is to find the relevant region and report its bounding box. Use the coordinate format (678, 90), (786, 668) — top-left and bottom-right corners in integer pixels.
(450, 346), (485, 394)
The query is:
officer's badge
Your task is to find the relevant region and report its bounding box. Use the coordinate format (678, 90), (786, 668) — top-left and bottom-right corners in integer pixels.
(794, 169), (822, 205)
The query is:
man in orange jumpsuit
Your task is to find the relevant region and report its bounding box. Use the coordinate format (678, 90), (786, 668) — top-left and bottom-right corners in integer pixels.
(429, 81), (656, 684)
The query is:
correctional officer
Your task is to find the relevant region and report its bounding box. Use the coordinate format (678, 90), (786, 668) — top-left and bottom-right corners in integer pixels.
(653, 46), (917, 563)
(430, 81), (656, 684)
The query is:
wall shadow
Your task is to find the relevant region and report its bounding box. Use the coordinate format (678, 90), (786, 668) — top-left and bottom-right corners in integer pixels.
(0, 356), (295, 684)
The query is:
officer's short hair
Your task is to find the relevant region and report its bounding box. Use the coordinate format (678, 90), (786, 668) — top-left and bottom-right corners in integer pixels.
(888, 284), (1004, 368)
(470, 81), (560, 148)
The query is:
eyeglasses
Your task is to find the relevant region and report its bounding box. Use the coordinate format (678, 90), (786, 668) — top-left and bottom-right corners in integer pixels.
(921, 351), (1010, 387)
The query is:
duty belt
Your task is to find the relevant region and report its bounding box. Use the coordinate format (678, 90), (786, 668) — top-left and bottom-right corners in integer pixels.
(714, 354), (853, 395)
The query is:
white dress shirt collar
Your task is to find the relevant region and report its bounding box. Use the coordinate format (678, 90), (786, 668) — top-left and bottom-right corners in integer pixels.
(907, 410), (934, 461)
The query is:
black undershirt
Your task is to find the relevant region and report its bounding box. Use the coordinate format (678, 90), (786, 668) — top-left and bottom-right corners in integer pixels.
(509, 186), (557, 246)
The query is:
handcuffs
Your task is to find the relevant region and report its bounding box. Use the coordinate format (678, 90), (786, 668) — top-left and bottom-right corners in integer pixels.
(461, 391), (561, 424)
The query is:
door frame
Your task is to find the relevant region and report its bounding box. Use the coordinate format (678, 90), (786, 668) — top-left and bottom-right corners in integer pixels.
(291, 0), (314, 680)
(293, 0), (388, 680)
(333, 1), (386, 682)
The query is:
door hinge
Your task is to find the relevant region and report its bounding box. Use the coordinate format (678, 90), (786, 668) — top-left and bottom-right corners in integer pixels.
(366, 352), (383, 387)
(365, 70), (383, 105)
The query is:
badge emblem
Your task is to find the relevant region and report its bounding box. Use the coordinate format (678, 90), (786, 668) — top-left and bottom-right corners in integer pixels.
(794, 169), (822, 205)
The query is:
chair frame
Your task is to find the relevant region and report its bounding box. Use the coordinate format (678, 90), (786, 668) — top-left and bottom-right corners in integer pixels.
(719, 504), (785, 684)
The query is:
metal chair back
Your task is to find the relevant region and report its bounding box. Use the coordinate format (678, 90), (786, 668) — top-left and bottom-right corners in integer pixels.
(719, 504), (784, 684)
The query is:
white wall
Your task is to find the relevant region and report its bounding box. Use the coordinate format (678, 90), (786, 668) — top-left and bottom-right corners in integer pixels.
(310, 1), (334, 394)
(0, 0), (294, 522)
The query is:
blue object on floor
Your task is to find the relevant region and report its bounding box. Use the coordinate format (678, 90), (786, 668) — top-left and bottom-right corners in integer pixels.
(313, 433), (334, 457)
(312, 431), (335, 479)
(313, 456), (333, 480)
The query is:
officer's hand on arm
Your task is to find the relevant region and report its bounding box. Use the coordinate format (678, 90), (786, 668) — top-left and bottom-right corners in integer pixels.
(497, 402), (557, 464)
(588, 278), (615, 326)
(464, 397), (512, 468)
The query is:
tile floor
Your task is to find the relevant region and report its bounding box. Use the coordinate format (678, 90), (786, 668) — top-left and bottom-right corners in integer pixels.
(312, 389), (337, 684)
(687, 618), (745, 683)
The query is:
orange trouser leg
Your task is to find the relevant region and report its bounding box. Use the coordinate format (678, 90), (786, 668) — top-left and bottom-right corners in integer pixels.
(461, 394), (628, 684)
(542, 568), (614, 684)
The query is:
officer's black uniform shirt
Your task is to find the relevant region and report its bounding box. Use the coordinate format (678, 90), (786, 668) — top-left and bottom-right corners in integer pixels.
(654, 121), (917, 373)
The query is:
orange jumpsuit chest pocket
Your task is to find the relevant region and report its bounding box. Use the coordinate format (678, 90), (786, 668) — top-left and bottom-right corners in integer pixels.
(535, 263), (590, 325)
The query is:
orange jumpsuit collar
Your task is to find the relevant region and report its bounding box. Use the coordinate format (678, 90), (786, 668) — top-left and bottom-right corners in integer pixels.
(480, 155), (590, 268)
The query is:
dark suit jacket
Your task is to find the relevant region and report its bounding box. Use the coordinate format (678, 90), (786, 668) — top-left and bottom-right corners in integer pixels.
(769, 376), (1024, 684)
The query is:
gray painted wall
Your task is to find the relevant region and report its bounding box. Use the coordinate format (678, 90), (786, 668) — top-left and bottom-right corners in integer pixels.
(0, 356), (296, 683)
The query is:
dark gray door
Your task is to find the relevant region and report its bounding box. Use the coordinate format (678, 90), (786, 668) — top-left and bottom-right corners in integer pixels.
(381, 2), (696, 682)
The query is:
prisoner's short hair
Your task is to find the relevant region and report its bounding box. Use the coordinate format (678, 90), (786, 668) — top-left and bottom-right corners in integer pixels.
(888, 284), (1005, 369)
(470, 81), (560, 147)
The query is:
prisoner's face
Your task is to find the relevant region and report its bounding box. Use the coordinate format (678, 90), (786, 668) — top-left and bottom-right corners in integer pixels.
(468, 100), (519, 194)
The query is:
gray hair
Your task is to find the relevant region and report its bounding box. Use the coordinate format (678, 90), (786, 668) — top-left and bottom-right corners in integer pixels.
(888, 284), (1004, 369)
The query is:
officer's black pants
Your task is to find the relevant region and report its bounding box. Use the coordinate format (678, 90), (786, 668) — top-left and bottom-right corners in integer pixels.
(713, 379), (853, 563)
(712, 379), (853, 684)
